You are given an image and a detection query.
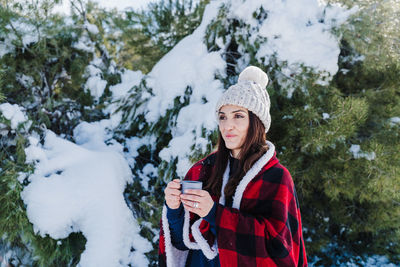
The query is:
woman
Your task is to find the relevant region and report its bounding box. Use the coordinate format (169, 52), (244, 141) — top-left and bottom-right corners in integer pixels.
(159, 66), (307, 266)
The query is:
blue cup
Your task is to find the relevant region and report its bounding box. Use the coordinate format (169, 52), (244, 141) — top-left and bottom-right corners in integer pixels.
(181, 180), (202, 194)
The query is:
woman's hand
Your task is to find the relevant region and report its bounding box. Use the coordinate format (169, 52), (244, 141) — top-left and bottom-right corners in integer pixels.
(181, 189), (214, 217)
(164, 179), (182, 209)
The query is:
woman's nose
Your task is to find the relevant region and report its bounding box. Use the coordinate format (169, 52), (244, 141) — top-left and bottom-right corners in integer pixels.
(225, 119), (235, 130)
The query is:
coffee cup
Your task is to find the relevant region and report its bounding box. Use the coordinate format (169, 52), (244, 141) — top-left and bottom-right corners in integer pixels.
(181, 180), (203, 194)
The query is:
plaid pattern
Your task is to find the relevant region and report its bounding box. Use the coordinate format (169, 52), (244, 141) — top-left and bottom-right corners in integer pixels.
(159, 148), (307, 267)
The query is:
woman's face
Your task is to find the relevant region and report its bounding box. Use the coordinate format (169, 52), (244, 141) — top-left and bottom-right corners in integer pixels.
(218, 105), (250, 158)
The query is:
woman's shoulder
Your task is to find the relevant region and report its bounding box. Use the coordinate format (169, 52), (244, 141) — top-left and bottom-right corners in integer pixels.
(191, 152), (217, 168)
(183, 152), (217, 181)
(259, 155), (294, 189)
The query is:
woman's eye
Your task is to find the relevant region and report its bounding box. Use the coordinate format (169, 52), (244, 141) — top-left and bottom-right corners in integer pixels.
(235, 114), (244, 119)
(218, 116), (226, 120)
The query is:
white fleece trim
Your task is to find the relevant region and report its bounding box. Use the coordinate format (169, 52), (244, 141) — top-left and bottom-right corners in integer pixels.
(219, 160), (230, 205)
(162, 205), (189, 267)
(182, 208), (200, 249)
(191, 218), (219, 259)
(232, 141), (275, 209)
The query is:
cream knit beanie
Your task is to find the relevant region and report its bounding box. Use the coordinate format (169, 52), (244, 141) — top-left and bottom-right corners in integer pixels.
(215, 66), (271, 132)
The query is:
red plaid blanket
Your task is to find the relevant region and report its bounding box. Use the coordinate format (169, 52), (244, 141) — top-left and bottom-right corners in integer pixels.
(159, 143), (307, 266)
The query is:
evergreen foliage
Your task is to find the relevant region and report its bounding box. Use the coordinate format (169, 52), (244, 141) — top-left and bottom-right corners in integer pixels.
(0, 102), (86, 266)
(116, 81), (197, 265)
(109, 0), (209, 73)
(303, 0), (400, 263)
(0, 0), (118, 265)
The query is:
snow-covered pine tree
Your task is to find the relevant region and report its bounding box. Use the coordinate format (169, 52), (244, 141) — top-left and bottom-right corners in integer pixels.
(0, 0), (123, 265)
(107, 0), (209, 73)
(307, 0), (400, 263)
(1, 0), (211, 265)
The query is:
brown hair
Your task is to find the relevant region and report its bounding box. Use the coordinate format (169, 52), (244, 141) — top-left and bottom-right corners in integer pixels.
(204, 111), (269, 198)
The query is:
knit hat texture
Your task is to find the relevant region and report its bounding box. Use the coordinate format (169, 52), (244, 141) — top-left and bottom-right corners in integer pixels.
(215, 66), (271, 132)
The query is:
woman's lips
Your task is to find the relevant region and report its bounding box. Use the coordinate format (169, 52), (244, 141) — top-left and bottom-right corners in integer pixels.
(225, 134), (236, 138)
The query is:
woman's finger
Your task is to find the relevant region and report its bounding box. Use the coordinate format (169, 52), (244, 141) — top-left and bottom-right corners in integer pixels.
(182, 199), (198, 207)
(167, 180), (181, 189)
(182, 201), (200, 211)
(166, 188), (181, 196)
(183, 189), (206, 196)
(182, 201), (209, 217)
(166, 193), (182, 209)
(180, 194), (202, 202)
(166, 194), (180, 201)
